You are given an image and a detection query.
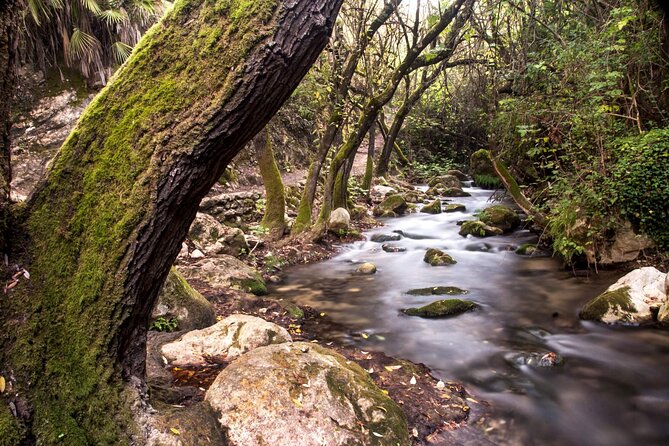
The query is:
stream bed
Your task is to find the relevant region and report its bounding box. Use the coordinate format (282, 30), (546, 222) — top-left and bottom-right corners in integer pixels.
(270, 184), (669, 446)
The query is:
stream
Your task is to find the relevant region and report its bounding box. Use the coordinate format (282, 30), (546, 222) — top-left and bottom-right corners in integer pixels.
(270, 184), (669, 446)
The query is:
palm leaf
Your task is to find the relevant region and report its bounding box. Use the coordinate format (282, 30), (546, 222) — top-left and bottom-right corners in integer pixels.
(69, 27), (101, 60)
(80, 0), (103, 15)
(111, 41), (133, 64)
(98, 9), (129, 25)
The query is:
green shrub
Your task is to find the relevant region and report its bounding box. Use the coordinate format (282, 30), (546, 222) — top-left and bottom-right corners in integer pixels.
(473, 174), (501, 189)
(149, 317), (179, 333)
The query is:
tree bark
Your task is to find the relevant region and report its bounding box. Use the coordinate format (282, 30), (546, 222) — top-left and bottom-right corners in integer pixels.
(257, 127), (287, 239)
(362, 122), (375, 191)
(1, 0), (342, 443)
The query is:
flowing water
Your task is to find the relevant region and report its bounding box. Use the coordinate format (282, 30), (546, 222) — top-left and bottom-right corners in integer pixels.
(270, 184), (669, 446)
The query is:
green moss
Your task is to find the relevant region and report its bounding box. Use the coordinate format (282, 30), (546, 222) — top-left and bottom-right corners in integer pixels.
(579, 286), (635, 321)
(423, 248), (456, 266)
(459, 220), (503, 238)
(0, 406), (26, 446)
(406, 286), (469, 296)
(402, 299), (478, 318)
(421, 199), (442, 214)
(516, 243), (538, 256)
(153, 268), (216, 331)
(444, 203), (466, 213)
(258, 128), (286, 239)
(441, 187), (471, 197)
(239, 277), (268, 296)
(469, 149), (495, 176)
(479, 205), (520, 232)
(373, 194), (407, 217)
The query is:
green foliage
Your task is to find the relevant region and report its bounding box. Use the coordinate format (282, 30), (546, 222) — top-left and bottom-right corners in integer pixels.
(405, 158), (455, 182)
(473, 174), (500, 189)
(150, 316), (179, 332)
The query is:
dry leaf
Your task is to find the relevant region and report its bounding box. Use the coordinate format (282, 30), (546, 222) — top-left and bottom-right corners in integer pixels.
(291, 397), (303, 408)
(412, 427), (419, 437)
(409, 376), (417, 385)
(367, 367), (375, 374)
(436, 380), (445, 389)
(361, 333), (369, 339)
(170, 428), (181, 436)
(466, 397), (479, 404)
(0, 376), (5, 393)
(372, 432), (384, 438)
(384, 365), (402, 372)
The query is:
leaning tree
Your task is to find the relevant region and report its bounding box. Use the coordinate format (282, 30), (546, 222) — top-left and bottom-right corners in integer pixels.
(0, 0), (342, 443)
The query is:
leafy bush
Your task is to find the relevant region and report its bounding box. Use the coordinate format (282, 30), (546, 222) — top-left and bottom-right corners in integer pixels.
(473, 174), (501, 190)
(150, 317), (179, 333)
(405, 159), (456, 182)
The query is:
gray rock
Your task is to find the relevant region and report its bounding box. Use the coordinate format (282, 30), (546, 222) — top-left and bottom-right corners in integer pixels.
(371, 233), (402, 243)
(161, 314), (292, 367)
(478, 205), (520, 232)
(444, 203), (466, 213)
(151, 268), (216, 332)
(402, 299), (477, 318)
(178, 255), (267, 295)
(428, 175), (461, 189)
(188, 212), (249, 257)
(329, 207), (351, 232)
(459, 221), (503, 238)
(424, 248), (456, 266)
(505, 351), (564, 368)
(382, 244), (406, 253)
(421, 199), (442, 214)
(204, 342), (410, 446)
(579, 267), (667, 325)
(373, 194), (408, 217)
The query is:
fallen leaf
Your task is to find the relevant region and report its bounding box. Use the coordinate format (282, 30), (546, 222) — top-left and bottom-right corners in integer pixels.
(22, 270), (30, 280)
(0, 376), (5, 393)
(436, 380), (445, 390)
(466, 397), (479, 404)
(367, 367), (375, 374)
(360, 350), (369, 355)
(361, 333), (369, 339)
(384, 365), (402, 372)
(381, 389), (389, 395)
(291, 397), (303, 408)
(170, 428), (180, 436)
(409, 376), (417, 385)
(372, 432), (384, 438)
(412, 427), (419, 437)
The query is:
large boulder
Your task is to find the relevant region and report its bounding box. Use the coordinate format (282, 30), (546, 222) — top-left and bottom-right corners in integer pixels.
(205, 342), (410, 446)
(161, 314), (292, 367)
(586, 223), (654, 265)
(469, 149), (495, 176)
(372, 194), (408, 217)
(423, 248), (456, 266)
(328, 207), (351, 232)
(441, 187), (471, 197)
(188, 212), (249, 257)
(478, 205), (520, 232)
(579, 267), (668, 325)
(447, 169), (468, 181)
(402, 299), (477, 318)
(178, 255), (267, 295)
(428, 175), (461, 189)
(421, 199), (442, 214)
(459, 220), (503, 238)
(151, 268), (216, 332)
(444, 203), (466, 213)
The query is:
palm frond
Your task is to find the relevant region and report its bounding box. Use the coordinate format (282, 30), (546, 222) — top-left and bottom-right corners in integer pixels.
(80, 0), (103, 15)
(69, 27), (101, 60)
(98, 9), (129, 25)
(111, 41), (133, 64)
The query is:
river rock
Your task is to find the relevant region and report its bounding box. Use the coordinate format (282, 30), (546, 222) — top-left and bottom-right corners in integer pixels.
(459, 221), (503, 238)
(505, 351), (564, 368)
(370, 185), (397, 203)
(382, 244), (406, 253)
(188, 212), (249, 257)
(428, 175), (461, 189)
(515, 243), (538, 256)
(393, 230), (433, 240)
(204, 342), (410, 446)
(421, 199), (442, 214)
(371, 233), (402, 243)
(356, 262), (377, 275)
(442, 187), (471, 197)
(579, 267), (668, 325)
(586, 223), (654, 265)
(373, 194), (408, 217)
(444, 203), (466, 213)
(406, 286), (469, 296)
(402, 299), (477, 318)
(178, 255), (267, 295)
(328, 207), (351, 232)
(479, 205), (520, 232)
(662, 275), (669, 324)
(424, 248), (456, 266)
(151, 268), (216, 332)
(403, 189), (427, 203)
(161, 314), (292, 367)
(470, 149), (495, 176)
(448, 169), (469, 181)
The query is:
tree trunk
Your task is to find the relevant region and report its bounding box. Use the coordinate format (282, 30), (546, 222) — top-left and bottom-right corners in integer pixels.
(0, 0), (341, 443)
(257, 127), (286, 239)
(0, 1), (17, 253)
(361, 122), (375, 191)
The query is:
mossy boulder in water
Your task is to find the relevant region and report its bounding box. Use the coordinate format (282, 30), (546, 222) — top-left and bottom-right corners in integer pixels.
(442, 187), (471, 197)
(205, 342), (410, 446)
(470, 149), (495, 176)
(406, 286), (469, 296)
(373, 194), (408, 217)
(479, 205), (520, 232)
(459, 220), (503, 238)
(402, 299), (477, 318)
(421, 199), (442, 214)
(579, 267), (668, 325)
(151, 268), (216, 332)
(448, 169), (468, 181)
(515, 243), (538, 256)
(444, 203), (466, 213)
(371, 233), (402, 243)
(428, 175), (461, 189)
(356, 262), (377, 275)
(423, 248), (456, 266)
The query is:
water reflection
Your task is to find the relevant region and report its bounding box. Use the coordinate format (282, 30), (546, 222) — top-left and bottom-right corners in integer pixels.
(271, 186), (669, 445)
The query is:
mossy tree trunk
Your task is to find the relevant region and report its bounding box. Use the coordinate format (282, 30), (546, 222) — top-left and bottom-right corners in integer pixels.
(0, 0), (341, 443)
(256, 127), (286, 239)
(0, 1), (17, 253)
(361, 122), (375, 192)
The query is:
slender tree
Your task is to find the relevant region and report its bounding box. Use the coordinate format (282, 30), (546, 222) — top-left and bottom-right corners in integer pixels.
(257, 127), (287, 239)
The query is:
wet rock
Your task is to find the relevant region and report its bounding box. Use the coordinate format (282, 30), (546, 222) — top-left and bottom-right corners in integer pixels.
(403, 189), (427, 203)
(402, 299), (477, 318)
(328, 207), (351, 232)
(178, 255), (267, 295)
(428, 175), (461, 189)
(421, 198), (442, 214)
(579, 267), (667, 325)
(459, 221), (503, 238)
(447, 169), (469, 181)
(356, 262), (377, 275)
(370, 185), (397, 203)
(505, 351), (564, 368)
(188, 212), (249, 257)
(444, 203), (466, 213)
(205, 342), (409, 446)
(423, 248), (457, 266)
(479, 205), (520, 232)
(151, 268), (216, 332)
(406, 286), (469, 296)
(441, 187), (471, 197)
(392, 230), (433, 240)
(371, 233), (402, 243)
(161, 314), (292, 367)
(382, 244), (407, 253)
(470, 149), (495, 176)
(373, 194), (408, 217)
(465, 242), (494, 252)
(515, 243), (538, 256)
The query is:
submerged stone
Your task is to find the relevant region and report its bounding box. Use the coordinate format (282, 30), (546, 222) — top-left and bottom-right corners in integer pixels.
(459, 221), (503, 238)
(444, 203), (466, 213)
(205, 342), (410, 446)
(382, 244), (407, 253)
(421, 199), (442, 214)
(402, 299), (477, 318)
(515, 243), (538, 256)
(423, 248), (456, 266)
(505, 351), (564, 368)
(393, 230), (433, 240)
(356, 262), (377, 275)
(406, 286), (469, 296)
(371, 233), (402, 243)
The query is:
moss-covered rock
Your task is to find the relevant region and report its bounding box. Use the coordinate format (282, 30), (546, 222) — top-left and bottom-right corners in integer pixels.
(479, 205), (520, 232)
(189, 212), (249, 256)
(151, 267), (216, 332)
(428, 175), (461, 189)
(370, 233), (402, 243)
(423, 248), (456, 266)
(205, 342), (410, 446)
(442, 187), (471, 197)
(178, 255), (268, 295)
(421, 199), (442, 214)
(406, 286), (469, 296)
(470, 148), (495, 176)
(373, 194), (408, 217)
(515, 243), (538, 256)
(458, 221), (503, 238)
(382, 244), (406, 253)
(444, 203), (466, 213)
(328, 207), (351, 232)
(402, 299), (477, 318)
(356, 262), (377, 275)
(447, 169), (468, 181)
(579, 267), (668, 325)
